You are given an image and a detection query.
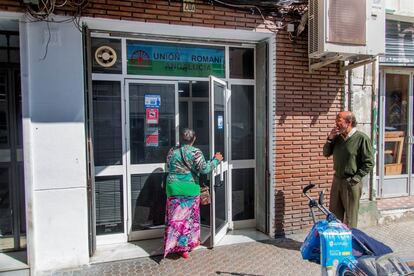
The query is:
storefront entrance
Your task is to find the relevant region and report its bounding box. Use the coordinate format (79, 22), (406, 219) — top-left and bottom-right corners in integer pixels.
(379, 70), (414, 197)
(0, 31), (26, 252)
(89, 34), (260, 251)
(93, 76), (232, 246)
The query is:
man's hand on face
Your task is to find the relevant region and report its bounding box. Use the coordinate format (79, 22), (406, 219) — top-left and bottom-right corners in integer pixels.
(327, 127), (340, 140)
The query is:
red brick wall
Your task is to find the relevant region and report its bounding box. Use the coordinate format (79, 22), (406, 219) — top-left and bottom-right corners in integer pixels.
(0, 0), (262, 29)
(274, 30), (344, 235)
(0, 0), (344, 235)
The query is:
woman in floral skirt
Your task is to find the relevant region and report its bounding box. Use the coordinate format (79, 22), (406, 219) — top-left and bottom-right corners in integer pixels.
(164, 128), (223, 259)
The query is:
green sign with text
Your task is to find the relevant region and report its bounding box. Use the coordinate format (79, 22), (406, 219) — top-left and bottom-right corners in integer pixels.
(127, 41), (225, 77)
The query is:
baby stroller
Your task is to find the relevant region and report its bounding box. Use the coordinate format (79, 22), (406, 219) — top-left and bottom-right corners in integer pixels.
(300, 183), (414, 276)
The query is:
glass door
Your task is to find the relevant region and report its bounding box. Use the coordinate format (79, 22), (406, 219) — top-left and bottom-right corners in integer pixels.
(380, 72), (411, 197)
(411, 74), (414, 196)
(126, 80), (178, 240)
(209, 76), (230, 246)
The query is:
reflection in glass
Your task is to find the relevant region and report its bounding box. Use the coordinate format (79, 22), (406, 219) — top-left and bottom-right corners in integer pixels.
(232, 168), (254, 221)
(0, 33), (19, 64)
(129, 83), (176, 164)
(0, 71), (8, 146)
(215, 173), (227, 232)
(193, 102), (209, 157)
(179, 102), (188, 130)
(9, 35), (19, 48)
(0, 167), (14, 250)
(214, 82), (225, 160)
(229, 47), (254, 79)
(18, 164), (26, 247)
(192, 81), (209, 98)
(15, 71), (22, 146)
(178, 82), (189, 98)
(15, 71), (26, 247)
(9, 50), (19, 63)
(131, 171), (167, 231)
(0, 50), (7, 63)
(384, 74), (408, 175)
(93, 81), (122, 166)
(231, 85), (254, 160)
(95, 176), (124, 235)
(200, 176), (211, 228)
(179, 80), (209, 157)
(0, 35), (6, 47)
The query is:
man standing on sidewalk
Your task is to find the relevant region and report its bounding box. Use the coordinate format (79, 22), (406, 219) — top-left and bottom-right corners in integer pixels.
(323, 111), (374, 228)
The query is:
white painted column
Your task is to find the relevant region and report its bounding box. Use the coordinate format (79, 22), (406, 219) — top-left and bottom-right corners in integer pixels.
(20, 17), (89, 272)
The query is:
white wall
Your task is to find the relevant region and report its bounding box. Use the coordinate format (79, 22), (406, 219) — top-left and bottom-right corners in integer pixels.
(20, 17), (89, 272)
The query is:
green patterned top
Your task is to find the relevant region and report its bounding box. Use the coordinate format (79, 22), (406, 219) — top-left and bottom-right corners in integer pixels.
(166, 145), (219, 197)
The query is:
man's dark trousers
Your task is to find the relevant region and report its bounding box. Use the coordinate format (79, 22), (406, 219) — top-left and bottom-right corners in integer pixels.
(329, 175), (362, 228)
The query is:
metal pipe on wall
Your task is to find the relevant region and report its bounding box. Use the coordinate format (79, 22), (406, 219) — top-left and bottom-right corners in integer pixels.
(370, 57), (379, 201)
(348, 68), (353, 112)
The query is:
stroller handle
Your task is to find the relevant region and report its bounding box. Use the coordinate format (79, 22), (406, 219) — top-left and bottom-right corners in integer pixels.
(303, 184), (340, 223)
(303, 183), (315, 195)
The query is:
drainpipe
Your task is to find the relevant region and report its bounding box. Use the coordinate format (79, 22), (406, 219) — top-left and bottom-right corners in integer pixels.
(348, 68), (353, 112)
(370, 57), (379, 201)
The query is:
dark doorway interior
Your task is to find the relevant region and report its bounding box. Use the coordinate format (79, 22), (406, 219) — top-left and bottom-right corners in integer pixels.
(0, 31), (26, 252)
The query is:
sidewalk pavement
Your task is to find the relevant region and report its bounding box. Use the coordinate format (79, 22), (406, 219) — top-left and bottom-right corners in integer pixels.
(40, 220), (414, 276)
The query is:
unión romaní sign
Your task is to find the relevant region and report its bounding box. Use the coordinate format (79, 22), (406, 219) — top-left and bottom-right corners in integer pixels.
(127, 41), (225, 77)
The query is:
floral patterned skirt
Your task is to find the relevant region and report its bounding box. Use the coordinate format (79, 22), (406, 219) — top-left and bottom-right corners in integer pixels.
(164, 195), (200, 257)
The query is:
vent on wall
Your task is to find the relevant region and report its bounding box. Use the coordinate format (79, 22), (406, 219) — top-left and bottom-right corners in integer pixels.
(327, 0), (366, 45)
(308, 0), (318, 55)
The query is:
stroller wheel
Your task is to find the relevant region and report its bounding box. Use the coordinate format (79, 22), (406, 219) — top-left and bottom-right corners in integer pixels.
(340, 269), (357, 276)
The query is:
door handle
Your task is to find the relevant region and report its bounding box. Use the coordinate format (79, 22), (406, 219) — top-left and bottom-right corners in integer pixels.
(214, 162), (224, 188)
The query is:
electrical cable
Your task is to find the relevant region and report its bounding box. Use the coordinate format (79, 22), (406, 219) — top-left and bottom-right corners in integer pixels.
(23, 0), (89, 59)
(40, 21), (51, 61)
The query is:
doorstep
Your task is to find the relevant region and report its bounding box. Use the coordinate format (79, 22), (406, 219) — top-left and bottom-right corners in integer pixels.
(90, 228), (270, 265)
(0, 251), (29, 276)
(377, 196), (414, 225)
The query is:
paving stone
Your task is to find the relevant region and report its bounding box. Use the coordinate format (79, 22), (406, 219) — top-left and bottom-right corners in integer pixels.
(41, 221), (414, 276)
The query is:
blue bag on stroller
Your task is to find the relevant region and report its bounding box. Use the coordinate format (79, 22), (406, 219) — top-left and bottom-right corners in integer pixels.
(300, 184), (401, 276)
(351, 228), (393, 257)
(301, 220), (355, 268)
(301, 220), (325, 263)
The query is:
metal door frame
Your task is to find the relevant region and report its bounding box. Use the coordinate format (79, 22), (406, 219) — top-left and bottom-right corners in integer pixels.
(379, 69), (413, 197)
(209, 76), (231, 246)
(88, 32), (259, 249)
(125, 79), (179, 241)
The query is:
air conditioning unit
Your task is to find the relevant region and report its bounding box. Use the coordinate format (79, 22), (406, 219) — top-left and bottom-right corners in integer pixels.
(308, 0), (385, 60)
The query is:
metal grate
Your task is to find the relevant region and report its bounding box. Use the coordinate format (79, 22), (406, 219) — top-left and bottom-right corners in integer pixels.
(327, 0), (366, 45)
(380, 20), (414, 65)
(95, 177), (124, 234)
(308, 0), (319, 55)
